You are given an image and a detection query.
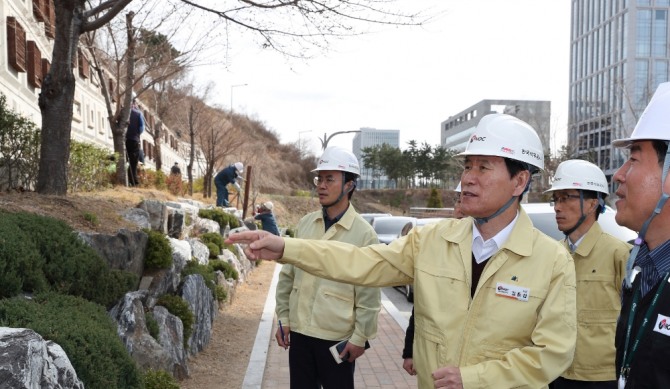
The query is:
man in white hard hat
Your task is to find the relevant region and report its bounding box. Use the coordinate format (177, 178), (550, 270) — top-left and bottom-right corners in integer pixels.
(274, 146), (380, 389)
(227, 114), (577, 388)
(545, 160), (630, 389)
(214, 162), (244, 207)
(611, 81), (670, 388)
(254, 201), (280, 236)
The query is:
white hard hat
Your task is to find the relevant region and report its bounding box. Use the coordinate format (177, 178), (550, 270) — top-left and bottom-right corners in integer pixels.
(234, 162), (244, 173)
(613, 82), (670, 147)
(457, 113), (544, 171)
(455, 182), (462, 192)
(263, 201), (274, 211)
(545, 159), (609, 195)
(312, 146), (361, 175)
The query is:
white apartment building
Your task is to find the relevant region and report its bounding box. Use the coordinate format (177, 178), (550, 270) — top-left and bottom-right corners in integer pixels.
(1, 0), (197, 180)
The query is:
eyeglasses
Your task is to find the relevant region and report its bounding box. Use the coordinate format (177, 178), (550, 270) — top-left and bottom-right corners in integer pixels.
(550, 194), (581, 206)
(313, 176), (338, 187)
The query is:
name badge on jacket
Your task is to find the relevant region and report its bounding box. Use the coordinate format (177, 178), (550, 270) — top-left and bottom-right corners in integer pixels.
(495, 282), (529, 302)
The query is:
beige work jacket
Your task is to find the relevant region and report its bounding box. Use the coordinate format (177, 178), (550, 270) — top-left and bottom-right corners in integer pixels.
(560, 222), (630, 381)
(275, 205), (380, 347)
(282, 207), (577, 388)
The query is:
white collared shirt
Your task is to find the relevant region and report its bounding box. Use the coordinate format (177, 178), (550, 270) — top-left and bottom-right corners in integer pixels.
(566, 235), (585, 253)
(471, 211), (520, 264)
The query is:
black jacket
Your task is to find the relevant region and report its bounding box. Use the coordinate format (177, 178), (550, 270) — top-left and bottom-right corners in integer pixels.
(615, 274), (670, 388)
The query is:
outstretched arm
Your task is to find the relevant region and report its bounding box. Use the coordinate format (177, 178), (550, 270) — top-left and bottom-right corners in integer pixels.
(226, 230), (285, 260)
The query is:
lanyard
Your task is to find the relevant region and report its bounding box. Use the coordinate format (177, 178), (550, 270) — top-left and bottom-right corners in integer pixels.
(620, 271), (670, 379)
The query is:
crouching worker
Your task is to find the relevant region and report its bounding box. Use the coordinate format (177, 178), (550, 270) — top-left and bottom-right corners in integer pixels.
(254, 201), (280, 236)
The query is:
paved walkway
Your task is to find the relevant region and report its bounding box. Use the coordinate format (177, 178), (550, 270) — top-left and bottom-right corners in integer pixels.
(243, 264), (419, 389)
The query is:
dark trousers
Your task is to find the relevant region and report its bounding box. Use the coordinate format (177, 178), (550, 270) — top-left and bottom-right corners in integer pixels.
(214, 177), (229, 207)
(125, 139), (140, 186)
(288, 332), (355, 389)
(550, 377), (617, 389)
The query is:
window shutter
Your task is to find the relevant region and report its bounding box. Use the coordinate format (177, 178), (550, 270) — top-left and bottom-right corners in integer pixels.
(41, 58), (51, 79)
(27, 41), (42, 87)
(78, 49), (89, 78)
(7, 17), (27, 73)
(44, 0), (55, 39)
(33, 0), (45, 22)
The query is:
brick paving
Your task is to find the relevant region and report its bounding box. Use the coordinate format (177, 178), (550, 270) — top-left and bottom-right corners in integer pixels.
(261, 307), (418, 389)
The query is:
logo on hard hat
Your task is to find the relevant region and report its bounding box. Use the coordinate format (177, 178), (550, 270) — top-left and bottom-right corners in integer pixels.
(500, 147), (514, 155)
(586, 181), (606, 188)
(521, 149), (541, 160)
(572, 182), (582, 187)
(469, 135), (486, 142)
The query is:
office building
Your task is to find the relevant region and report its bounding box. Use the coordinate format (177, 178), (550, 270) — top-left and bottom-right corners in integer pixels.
(569, 1), (670, 188)
(441, 99), (551, 153)
(352, 128), (400, 189)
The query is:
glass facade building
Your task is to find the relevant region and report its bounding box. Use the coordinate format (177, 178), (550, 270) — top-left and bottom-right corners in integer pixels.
(569, 0), (670, 189)
(352, 128), (400, 189)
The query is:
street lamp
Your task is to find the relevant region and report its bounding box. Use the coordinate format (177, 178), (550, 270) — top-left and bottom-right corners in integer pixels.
(318, 130), (361, 150)
(230, 83), (248, 111)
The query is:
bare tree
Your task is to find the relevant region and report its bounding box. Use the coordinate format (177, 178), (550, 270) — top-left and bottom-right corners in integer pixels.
(37, 0), (426, 194)
(83, 3), (204, 185)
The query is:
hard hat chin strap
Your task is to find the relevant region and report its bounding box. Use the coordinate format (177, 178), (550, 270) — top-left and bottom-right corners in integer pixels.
(474, 175), (532, 225)
(321, 172), (352, 210)
(563, 191), (587, 237)
(624, 141), (670, 288)
(475, 196), (518, 224)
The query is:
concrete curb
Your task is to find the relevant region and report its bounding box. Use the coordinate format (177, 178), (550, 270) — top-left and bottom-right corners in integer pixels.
(242, 264), (410, 388)
(242, 263), (281, 388)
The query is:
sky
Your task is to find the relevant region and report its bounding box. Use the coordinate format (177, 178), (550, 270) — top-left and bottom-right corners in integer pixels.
(194, 0), (571, 156)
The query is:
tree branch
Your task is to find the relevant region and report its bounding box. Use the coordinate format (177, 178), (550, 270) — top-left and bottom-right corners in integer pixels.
(82, 0), (134, 32)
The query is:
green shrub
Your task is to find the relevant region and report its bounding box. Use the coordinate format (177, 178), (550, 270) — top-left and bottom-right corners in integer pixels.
(144, 229), (173, 269)
(426, 188), (443, 208)
(153, 170), (167, 190)
(192, 176), (205, 193)
(145, 311), (160, 341)
(143, 369), (180, 389)
(82, 211), (99, 226)
(0, 219), (48, 297)
(201, 232), (226, 258)
(0, 293), (142, 389)
(156, 294), (193, 346)
(68, 140), (114, 192)
(0, 211), (136, 307)
(205, 242), (220, 258)
(285, 228), (295, 238)
(0, 93), (41, 191)
(198, 208), (240, 229)
(209, 259), (239, 281)
(215, 285), (227, 302)
(200, 232), (224, 251)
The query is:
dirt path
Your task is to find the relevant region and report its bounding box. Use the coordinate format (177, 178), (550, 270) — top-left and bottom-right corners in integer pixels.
(179, 261), (276, 389)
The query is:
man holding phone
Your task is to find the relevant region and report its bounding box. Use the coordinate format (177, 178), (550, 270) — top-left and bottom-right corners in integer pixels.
(274, 147), (380, 389)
